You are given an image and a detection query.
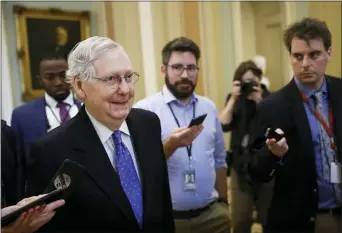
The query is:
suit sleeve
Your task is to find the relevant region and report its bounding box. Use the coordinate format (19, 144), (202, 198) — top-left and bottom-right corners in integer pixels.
(154, 114), (175, 232)
(248, 101), (281, 182)
(25, 142), (67, 232)
(6, 125), (26, 203)
(25, 142), (50, 197)
(11, 110), (27, 166)
(1, 120), (26, 206)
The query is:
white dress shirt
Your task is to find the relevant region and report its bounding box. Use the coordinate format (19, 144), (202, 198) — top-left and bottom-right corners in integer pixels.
(85, 109), (141, 180)
(45, 93), (79, 132)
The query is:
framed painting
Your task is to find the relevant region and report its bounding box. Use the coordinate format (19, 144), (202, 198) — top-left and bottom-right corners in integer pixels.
(14, 5), (90, 101)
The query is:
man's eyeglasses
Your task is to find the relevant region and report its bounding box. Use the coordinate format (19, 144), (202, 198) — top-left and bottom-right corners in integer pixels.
(167, 64), (199, 76)
(93, 72), (140, 88)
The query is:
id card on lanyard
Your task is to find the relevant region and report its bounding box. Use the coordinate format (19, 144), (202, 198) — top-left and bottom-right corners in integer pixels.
(301, 92), (341, 183)
(167, 101), (197, 191)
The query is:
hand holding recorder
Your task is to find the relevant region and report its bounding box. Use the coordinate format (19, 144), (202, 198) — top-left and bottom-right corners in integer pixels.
(265, 128), (289, 157)
(163, 113), (207, 159)
(1, 197), (65, 233)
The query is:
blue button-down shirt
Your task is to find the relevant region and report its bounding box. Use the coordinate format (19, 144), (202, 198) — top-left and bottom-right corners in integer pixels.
(134, 85), (227, 210)
(295, 77), (339, 209)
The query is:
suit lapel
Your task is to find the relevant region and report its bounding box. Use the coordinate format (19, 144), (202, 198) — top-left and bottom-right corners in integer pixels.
(36, 97), (48, 134)
(326, 77), (342, 160)
(125, 109), (157, 222)
(66, 107), (138, 226)
(287, 79), (316, 166)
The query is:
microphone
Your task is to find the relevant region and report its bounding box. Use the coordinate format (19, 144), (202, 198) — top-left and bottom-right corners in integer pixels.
(44, 159), (86, 199)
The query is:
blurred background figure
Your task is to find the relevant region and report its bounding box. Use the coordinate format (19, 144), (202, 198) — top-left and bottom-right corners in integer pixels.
(252, 55), (271, 95)
(1, 120), (25, 208)
(220, 60), (273, 233)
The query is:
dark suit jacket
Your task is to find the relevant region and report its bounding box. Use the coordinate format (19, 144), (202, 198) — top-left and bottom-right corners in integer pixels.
(11, 96), (82, 165)
(1, 120), (25, 207)
(248, 76), (342, 232)
(25, 106), (175, 233)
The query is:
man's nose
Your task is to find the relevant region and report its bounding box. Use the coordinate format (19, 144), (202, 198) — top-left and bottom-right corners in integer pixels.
(117, 78), (130, 93)
(180, 68), (189, 78)
(53, 76), (65, 86)
(302, 56), (311, 68)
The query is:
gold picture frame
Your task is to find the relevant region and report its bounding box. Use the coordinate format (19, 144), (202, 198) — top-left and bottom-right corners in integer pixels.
(14, 5), (90, 101)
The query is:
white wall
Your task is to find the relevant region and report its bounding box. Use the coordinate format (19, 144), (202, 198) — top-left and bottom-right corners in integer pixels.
(241, 2), (256, 61)
(1, 6), (14, 123)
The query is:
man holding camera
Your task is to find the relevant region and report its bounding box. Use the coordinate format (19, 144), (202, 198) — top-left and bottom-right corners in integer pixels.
(220, 60), (272, 233)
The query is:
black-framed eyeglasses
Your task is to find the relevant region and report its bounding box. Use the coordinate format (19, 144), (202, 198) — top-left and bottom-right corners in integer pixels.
(167, 64), (199, 76)
(93, 72), (140, 88)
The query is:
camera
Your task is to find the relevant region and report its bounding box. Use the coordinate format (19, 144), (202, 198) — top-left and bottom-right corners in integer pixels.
(240, 80), (257, 97)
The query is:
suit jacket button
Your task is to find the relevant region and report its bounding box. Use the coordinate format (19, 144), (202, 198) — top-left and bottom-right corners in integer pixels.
(313, 189), (317, 193)
(309, 217), (315, 222)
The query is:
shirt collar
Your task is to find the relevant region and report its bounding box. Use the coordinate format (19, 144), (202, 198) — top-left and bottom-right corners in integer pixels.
(294, 76), (327, 98)
(85, 108), (130, 145)
(45, 92), (74, 108)
(162, 84), (198, 106)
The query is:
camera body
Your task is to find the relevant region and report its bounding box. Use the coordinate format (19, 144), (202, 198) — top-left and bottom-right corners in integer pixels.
(241, 80), (257, 97)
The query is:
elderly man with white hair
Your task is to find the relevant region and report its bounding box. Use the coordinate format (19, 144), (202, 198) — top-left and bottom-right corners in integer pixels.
(25, 36), (175, 233)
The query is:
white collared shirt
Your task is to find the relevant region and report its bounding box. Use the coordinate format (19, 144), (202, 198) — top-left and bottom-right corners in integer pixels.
(85, 109), (141, 180)
(45, 93), (79, 132)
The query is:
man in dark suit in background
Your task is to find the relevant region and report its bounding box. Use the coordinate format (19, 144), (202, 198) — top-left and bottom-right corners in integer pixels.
(1, 120), (25, 208)
(25, 36), (175, 233)
(11, 51), (82, 166)
(249, 17), (341, 233)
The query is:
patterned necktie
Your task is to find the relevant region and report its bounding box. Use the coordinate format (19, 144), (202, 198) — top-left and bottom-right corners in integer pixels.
(57, 102), (71, 123)
(313, 91), (342, 204)
(112, 130), (143, 227)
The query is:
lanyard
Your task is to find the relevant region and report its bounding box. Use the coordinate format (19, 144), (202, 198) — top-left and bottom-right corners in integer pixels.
(167, 102), (196, 161)
(45, 99), (75, 125)
(300, 92), (336, 151)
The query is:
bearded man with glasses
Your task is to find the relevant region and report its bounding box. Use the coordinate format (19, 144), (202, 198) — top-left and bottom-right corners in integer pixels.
(134, 37), (231, 233)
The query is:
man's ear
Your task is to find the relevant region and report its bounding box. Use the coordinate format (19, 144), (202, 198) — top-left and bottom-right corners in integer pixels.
(72, 77), (85, 101)
(327, 47), (332, 62)
(161, 65), (166, 75)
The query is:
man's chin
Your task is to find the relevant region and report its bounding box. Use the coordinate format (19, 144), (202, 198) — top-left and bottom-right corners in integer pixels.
(52, 92), (70, 102)
(300, 76), (317, 84)
(110, 104), (131, 116)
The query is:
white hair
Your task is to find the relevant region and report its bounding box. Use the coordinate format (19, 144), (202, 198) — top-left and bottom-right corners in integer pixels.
(252, 55), (267, 74)
(65, 36), (122, 84)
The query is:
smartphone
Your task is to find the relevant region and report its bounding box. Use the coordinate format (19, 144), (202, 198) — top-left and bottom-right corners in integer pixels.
(265, 128), (283, 142)
(189, 113), (207, 127)
(1, 189), (64, 226)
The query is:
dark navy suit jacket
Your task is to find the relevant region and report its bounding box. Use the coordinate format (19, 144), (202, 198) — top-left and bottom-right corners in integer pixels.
(11, 96), (82, 166)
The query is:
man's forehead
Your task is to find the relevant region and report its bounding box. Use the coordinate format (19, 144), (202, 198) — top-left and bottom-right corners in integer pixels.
(291, 37), (325, 53)
(93, 47), (131, 71)
(169, 51), (196, 61)
(40, 59), (67, 66)
(40, 59), (67, 70)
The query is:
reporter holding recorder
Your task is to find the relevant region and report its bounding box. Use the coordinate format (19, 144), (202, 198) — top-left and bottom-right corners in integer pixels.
(219, 60), (272, 233)
(1, 196), (65, 233)
(248, 18), (341, 233)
